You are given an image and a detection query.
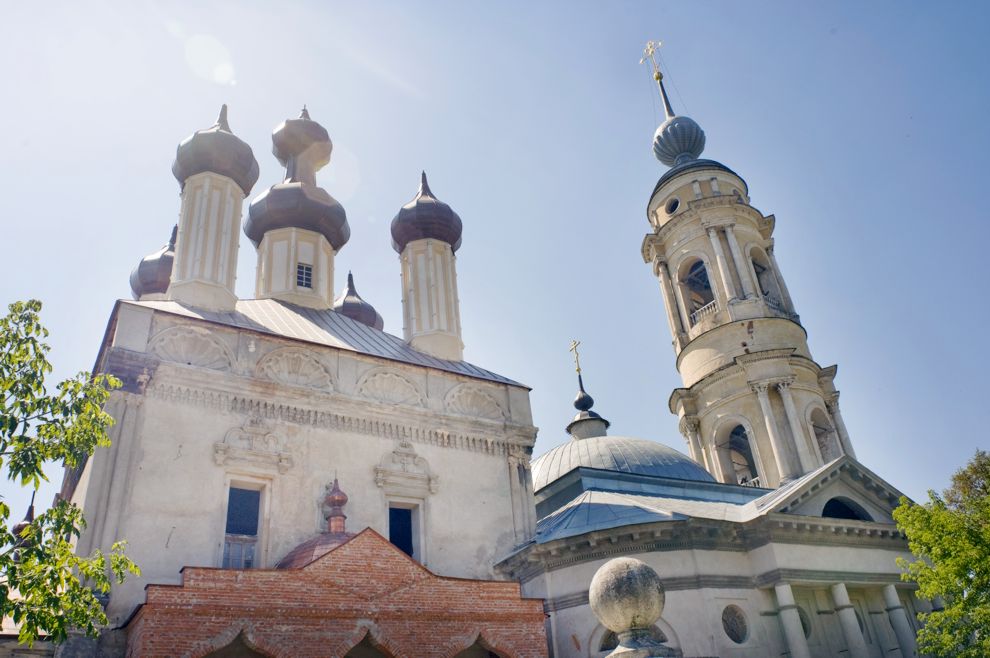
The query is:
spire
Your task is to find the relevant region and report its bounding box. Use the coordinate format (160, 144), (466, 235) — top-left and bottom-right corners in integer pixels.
(419, 170), (433, 197)
(215, 104), (230, 132)
(642, 41), (707, 168)
(566, 340), (610, 439)
(641, 40), (675, 120)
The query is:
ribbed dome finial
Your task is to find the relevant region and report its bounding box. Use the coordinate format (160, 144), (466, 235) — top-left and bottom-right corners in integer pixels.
(641, 41), (706, 168)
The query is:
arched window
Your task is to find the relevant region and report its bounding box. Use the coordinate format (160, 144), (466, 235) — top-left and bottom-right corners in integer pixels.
(810, 408), (841, 462)
(822, 497), (873, 522)
(679, 259), (715, 326)
(750, 248), (785, 312)
(721, 425), (759, 486)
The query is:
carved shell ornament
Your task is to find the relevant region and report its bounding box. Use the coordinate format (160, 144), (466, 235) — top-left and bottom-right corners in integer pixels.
(358, 371), (424, 407)
(445, 385), (505, 421)
(256, 349), (333, 391)
(151, 326), (232, 370)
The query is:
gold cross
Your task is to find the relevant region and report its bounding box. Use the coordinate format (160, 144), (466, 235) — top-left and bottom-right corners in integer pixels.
(640, 40), (663, 83)
(569, 339), (582, 375)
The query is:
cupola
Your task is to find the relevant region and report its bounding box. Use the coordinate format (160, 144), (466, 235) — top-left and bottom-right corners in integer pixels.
(129, 225), (176, 300)
(246, 107), (350, 309)
(167, 105), (258, 311)
(333, 272), (384, 330)
(391, 172), (464, 361)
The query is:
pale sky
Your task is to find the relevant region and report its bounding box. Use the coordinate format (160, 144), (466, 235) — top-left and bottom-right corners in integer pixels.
(1, 1), (988, 520)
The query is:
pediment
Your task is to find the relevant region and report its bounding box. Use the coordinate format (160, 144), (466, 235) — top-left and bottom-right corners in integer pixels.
(752, 456), (906, 524)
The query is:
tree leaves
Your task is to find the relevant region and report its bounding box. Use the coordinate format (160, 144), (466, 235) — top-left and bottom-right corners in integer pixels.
(0, 300), (139, 646)
(894, 450), (990, 658)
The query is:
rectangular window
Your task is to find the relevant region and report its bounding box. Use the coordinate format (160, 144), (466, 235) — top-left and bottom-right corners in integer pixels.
(296, 262), (313, 289)
(223, 487), (260, 569)
(710, 177), (721, 195)
(691, 180), (702, 199)
(388, 506), (415, 558)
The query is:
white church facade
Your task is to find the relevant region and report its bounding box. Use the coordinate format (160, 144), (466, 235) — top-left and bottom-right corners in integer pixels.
(40, 50), (928, 658)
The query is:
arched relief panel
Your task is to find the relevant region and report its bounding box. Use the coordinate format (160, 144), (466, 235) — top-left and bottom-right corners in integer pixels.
(255, 347), (333, 391)
(356, 368), (426, 408)
(445, 384), (506, 422)
(150, 325), (234, 371)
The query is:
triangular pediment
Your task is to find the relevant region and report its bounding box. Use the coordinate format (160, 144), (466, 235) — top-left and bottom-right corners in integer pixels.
(749, 456), (907, 524)
(301, 527), (432, 597)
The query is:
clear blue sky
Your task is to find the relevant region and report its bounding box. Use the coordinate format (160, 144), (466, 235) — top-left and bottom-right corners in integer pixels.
(1, 1), (988, 519)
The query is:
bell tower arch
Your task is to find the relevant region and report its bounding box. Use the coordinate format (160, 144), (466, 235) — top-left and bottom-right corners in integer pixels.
(639, 43), (853, 487)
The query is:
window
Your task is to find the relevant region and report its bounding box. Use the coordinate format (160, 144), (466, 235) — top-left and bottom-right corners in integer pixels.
(665, 197), (680, 214)
(389, 506), (414, 557)
(723, 424), (759, 486)
(721, 604), (748, 644)
(680, 259), (716, 326)
(822, 497), (873, 522)
(296, 262), (313, 289)
(710, 177), (721, 195)
(223, 487), (260, 568)
(691, 180), (702, 199)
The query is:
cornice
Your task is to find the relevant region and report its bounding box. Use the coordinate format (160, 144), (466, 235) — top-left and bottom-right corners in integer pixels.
(144, 373), (536, 457)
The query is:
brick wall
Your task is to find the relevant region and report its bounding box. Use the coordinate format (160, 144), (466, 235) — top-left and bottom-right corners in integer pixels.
(126, 529), (547, 658)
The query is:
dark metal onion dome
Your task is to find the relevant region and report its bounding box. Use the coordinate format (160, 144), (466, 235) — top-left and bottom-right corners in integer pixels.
(650, 69), (706, 167)
(244, 107), (350, 250)
(129, 225), (177, 299)
(566, 373), (610, 438)
(172, 105), (259, 196)
(333, 272), (384, 330)
(390, 172), (463, 253)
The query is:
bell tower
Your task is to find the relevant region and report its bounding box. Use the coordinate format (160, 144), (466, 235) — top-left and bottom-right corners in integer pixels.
(639, 43), (855, 487)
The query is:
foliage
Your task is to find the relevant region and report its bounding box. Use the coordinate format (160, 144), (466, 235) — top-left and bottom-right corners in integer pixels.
(0, 300), (139, 645)
(894, 450), (990, 657)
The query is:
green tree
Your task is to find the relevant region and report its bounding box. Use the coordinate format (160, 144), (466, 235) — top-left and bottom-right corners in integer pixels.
(0, 300), (139, 645)
(894, 450), (990, 657)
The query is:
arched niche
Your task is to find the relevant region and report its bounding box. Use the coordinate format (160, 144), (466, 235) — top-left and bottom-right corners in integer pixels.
(822, 496), (873, 522)
(202, 632), (272, 658)
(677, 256), (716, 326)
(344, 632), (396, 658)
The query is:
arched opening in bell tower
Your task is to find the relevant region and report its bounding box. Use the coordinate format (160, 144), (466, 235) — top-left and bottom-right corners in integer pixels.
(715, 423), (761, 486)
(749, 247), (784, 312)
(810, 407), (842, 462)
(678, 258), (716, 326)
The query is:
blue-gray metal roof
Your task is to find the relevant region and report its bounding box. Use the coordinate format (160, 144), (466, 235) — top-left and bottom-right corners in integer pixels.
(124, 299), (523, 386)
(531, 435), (715, 492)
(536, 490), (688, 543)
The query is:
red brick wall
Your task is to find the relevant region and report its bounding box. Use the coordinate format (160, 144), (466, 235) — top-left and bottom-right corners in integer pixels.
(126, 529), (547, 658)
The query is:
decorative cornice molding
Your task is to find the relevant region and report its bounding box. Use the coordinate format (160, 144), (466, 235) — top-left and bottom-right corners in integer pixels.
(145, 379), (533, 457)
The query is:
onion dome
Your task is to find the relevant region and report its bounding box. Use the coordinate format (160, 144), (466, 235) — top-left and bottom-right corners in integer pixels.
(651, 74), (706, 167)
(390, 172), (463, 253)
(129, 225), (176, 299)
(566, 374), (611, 439)
(333, 272), (384, 330)
(12, 491), (35, 555)
(244, 107), (350, 250)
(532, 436), (715, 491)
(172, 105), (259, 196)
(276, 478), (354, 569)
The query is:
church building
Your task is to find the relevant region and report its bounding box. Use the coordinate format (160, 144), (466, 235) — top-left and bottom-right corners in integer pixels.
(47, 48), (926, 658)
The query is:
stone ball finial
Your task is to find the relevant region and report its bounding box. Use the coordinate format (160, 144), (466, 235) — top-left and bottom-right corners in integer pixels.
(590, 557), (665, 634)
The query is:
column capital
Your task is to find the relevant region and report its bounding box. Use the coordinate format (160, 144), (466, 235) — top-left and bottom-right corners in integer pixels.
(774, 377), (796, 391)
(825, 392), (840, 412)
(751, 381), (771, 396)
(679, 415), (700, 438)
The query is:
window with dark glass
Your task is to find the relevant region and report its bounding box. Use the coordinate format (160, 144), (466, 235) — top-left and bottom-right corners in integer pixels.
(388, 506), (414, 557)
(296, 262), (313, 289)
(223, 487), (260, 569)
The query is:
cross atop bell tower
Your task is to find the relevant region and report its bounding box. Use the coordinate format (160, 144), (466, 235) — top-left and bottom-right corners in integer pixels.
(639, 47), (856, 488)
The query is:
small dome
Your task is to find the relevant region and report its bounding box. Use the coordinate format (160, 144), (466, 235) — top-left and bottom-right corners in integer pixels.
(653, 114), (706, 167)
(172, 105), (259, 196)
(390, 172), (463, 253)
(590, 557), (666, 634)
(244, 108), (350, 250)
(129, 226), (176, 300)
(333, 272), (384, 330)
(532, 435), (714, 491)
